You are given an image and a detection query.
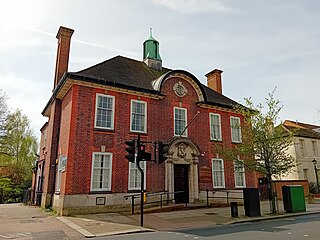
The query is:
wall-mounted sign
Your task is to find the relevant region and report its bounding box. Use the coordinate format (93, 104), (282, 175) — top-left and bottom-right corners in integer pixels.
(59, 155), (67, 172)
(96, 197), (106, 205)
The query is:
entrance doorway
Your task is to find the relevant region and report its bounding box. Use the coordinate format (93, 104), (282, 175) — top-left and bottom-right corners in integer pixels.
(174, 164), (189, 204)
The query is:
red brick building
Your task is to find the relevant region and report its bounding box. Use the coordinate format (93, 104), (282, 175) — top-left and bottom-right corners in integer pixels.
(32, 26), (257, 215)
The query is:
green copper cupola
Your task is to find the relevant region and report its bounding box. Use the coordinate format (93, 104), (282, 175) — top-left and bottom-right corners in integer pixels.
(143, 28), (162, 70)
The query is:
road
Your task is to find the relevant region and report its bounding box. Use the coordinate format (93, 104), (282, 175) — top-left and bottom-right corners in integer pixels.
(100, 213), (320, 240)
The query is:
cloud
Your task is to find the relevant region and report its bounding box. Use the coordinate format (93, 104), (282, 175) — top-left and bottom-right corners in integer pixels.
(152, 0), (240, 14)
(21, 26), (139, 58)
(0, 72), (50, 138)
(73, 38), (138, 57)
(0, 37), (43, 50)
(245, 49), (320, 81)
(21, 26), (55, 38)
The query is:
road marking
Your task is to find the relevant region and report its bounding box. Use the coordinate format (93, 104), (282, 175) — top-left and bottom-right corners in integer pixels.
(57, 217), (95, 238)
(0, 232), (32, 239)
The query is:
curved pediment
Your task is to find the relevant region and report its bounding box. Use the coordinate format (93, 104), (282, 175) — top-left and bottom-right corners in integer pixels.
(152, 70), (207, 102)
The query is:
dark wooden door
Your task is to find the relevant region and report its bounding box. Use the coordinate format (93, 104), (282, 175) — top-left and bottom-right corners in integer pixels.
(258, 177), (269, 200)
(174, 164), (189, 204)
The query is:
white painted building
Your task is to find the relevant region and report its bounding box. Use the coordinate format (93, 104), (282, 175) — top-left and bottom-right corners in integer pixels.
(280, 120), (320, 183)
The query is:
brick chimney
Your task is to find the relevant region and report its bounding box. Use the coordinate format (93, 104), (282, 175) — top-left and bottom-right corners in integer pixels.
(53, 26), (74, 89)
(205, 69), (223, 94)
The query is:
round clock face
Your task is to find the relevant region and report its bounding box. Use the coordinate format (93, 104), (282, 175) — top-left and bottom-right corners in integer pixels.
(173, 82), (187, 97)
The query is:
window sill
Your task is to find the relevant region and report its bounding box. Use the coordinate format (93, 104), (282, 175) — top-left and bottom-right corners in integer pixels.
(129, 131), (148, 136)
(213, 187), (226, 190)
(127, 189), (146, 193)
(93, 128), (115, 133)
(89, 191), (112, 194)
(174, 135), (188, 138)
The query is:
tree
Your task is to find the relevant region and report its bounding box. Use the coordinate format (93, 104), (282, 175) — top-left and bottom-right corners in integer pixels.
(0, 90), (9, 155)
(0, 92), (38, 202)
(219, 88), (296, 214)
(0, 109), (38, 188)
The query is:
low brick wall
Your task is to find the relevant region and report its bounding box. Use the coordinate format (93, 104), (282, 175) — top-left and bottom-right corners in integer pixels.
(273, 180), (309, 199)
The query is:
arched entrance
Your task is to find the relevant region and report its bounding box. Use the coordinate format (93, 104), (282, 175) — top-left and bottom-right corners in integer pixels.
(165, 138), (200, 203)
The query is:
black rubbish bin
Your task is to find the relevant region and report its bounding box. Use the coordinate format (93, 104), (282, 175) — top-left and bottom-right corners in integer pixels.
(230, 202), (238, 217)
(243, 188), (261, 217)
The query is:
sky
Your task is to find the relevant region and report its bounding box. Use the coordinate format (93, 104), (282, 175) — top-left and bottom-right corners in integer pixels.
(0, 0), (320, 139)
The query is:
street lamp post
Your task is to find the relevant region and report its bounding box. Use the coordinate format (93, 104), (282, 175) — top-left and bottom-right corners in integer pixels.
(312, 158), (320, 192)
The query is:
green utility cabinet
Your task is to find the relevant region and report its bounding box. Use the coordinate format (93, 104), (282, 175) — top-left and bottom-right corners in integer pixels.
(282, 185), (306, 213)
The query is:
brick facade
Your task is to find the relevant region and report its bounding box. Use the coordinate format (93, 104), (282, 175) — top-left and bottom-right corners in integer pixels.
(32, 26), (257, 215)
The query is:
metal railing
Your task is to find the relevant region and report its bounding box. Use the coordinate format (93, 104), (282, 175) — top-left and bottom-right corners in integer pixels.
(124, 190), (185, 214)
(206, 189), (243, 206)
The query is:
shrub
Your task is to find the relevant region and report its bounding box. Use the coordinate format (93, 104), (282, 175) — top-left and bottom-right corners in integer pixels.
(309, 182), (320, 194)
(0, 177), (23, 203)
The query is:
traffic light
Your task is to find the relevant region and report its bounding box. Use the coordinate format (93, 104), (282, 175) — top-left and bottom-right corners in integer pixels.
(125, 140), (136, 163)
(158, 141), (169, 164)
(139, 144), (152, 161)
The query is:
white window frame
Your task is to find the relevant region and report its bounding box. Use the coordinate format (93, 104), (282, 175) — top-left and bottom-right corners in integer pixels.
(230, 116), (242, 143)
(212, 158), (225, 188)
(36, 165), (42, 192)
(130, 100), (147, 133)
(90, 152), (113, 191)
(312, 140), (318, 157)
(94, 94), (115, 130)
(174, 107), (188, 137)
(41, 129), (47, 149)
(128, 161), (146, 190)
(303, 168), (309, 180)
(209, 113), (222, 141)
(234, 160), (246, 188)
(299, 139), (305, 156)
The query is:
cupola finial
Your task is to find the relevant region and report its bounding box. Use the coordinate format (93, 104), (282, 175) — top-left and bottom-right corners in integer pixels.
(143, 29), (162, 70)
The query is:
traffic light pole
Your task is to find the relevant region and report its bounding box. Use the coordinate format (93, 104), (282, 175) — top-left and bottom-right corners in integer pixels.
(125, 136), (168, 227)
(136, 134), (144, 227)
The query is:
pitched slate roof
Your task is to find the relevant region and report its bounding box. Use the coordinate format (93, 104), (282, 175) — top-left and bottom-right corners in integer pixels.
(285, 126), (320, 139)
(77, 55), (170, 91)
(284, 120), (320, 130)
(72, 55), (240, 109)
(283, 120), (320, 139)
(202, 84), (239, 108)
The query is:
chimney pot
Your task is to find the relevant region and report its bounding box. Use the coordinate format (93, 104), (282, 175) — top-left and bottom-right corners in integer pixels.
(53, 26), (74, 90)
(205, 69), (223, 94)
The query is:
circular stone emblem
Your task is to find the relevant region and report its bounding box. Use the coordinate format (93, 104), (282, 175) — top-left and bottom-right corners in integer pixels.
(173, 82), (187, 97)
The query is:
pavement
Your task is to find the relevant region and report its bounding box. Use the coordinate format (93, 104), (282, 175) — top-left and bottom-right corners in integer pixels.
(1, 199), (320, 239)
(59, 199), (320, 238)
